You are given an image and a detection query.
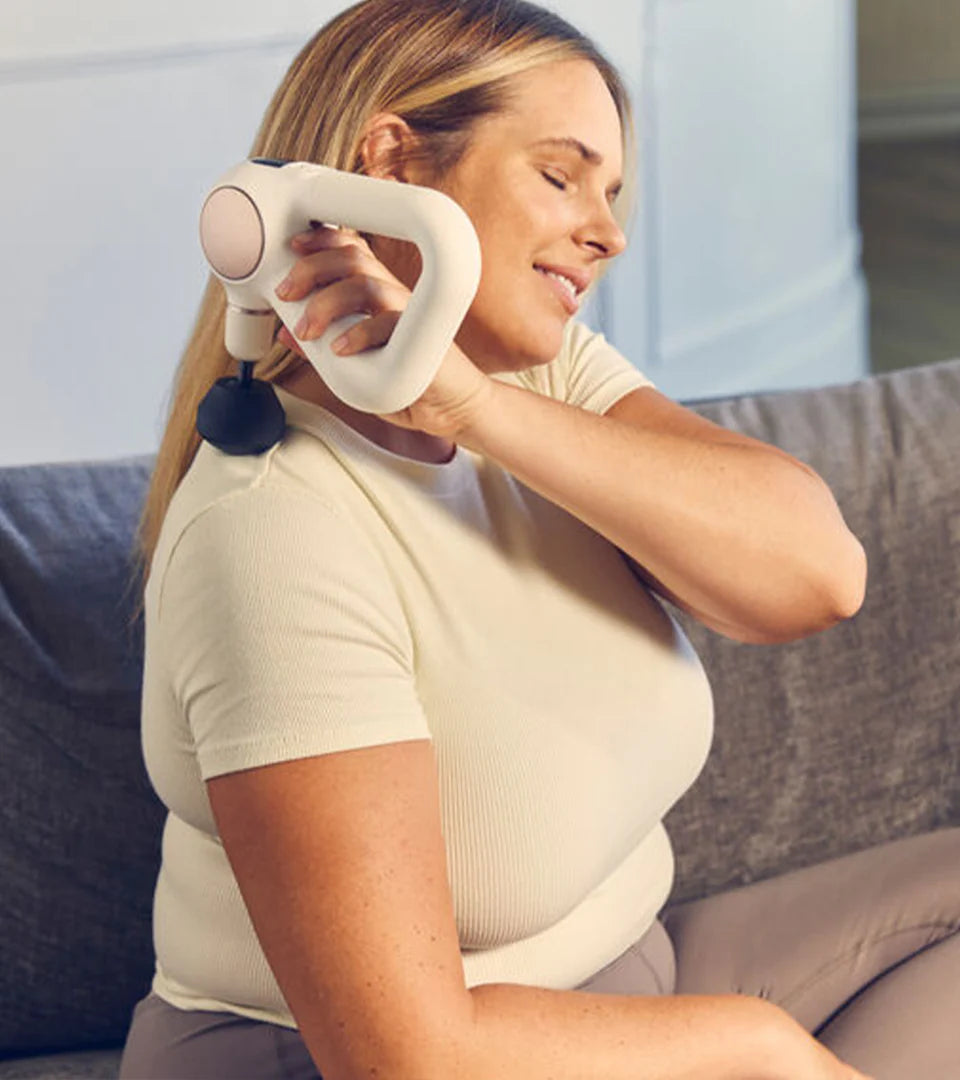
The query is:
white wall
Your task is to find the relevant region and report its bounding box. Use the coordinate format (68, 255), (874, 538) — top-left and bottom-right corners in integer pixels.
(639, 0), (866, 400)
(4, 5), (324, 467)
(2, 0), (865, 466)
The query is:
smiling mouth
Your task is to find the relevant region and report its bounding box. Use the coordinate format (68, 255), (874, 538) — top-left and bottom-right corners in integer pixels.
(534, 266), (580, 313)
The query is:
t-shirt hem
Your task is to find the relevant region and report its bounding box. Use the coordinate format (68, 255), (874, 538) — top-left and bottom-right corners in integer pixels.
(151, 969), (298, 1030)
(577, 372), (655, 416)
(198, 718), (432, 781)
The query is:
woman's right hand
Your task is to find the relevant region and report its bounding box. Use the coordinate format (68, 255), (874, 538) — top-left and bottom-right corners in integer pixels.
(763, 1002), (875, 1080)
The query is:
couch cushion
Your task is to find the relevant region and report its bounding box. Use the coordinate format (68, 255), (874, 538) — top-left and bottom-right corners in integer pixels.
(0, 454), (164, 1058)
(0, 1048), (121, 1079)
(665, 358), (960, 905)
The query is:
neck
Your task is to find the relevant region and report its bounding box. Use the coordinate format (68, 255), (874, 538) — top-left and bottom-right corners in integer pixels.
(274, 363), (457, 465)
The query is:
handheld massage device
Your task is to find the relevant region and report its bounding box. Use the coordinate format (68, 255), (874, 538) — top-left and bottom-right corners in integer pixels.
(196, 158), (482, 453)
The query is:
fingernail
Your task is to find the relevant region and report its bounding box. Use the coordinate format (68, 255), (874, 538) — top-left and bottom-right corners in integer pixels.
(275, 277), (295, 299)
(294, 315), (310, 337)
(331, 334), (349, 353)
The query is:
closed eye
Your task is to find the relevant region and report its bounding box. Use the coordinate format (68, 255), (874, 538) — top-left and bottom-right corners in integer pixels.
(541, 171), (567, 191)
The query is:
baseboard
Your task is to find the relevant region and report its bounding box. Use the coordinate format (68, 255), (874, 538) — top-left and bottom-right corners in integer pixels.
(859, 84), (960, 141)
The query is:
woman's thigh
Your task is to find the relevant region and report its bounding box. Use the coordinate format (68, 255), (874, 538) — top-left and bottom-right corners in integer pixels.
(118, 992), (321, 1080)
(660, 827), (960, 1033)
(814, 927), (960, 1078)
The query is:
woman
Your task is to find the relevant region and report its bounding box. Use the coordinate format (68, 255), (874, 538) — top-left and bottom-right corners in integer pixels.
(120, 2), (955, 1077)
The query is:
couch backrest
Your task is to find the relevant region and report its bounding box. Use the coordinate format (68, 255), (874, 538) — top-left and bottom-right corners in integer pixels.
(0, 454), (161, 1057)
(665, 357), (960, 905)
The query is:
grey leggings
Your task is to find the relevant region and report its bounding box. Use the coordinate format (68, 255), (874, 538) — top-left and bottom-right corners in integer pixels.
(119, 827), (960, 1079)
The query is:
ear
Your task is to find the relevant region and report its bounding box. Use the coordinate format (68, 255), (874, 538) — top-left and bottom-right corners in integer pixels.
(358, 112), (421, 182)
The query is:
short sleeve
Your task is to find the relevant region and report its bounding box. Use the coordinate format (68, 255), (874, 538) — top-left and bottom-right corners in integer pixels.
(488, 319), (655, 412)
(558, 320), (656, 414)
(155, 484), (430, 781)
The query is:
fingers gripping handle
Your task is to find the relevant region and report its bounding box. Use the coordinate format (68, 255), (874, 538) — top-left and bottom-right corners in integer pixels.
(199, 159), (482, 415)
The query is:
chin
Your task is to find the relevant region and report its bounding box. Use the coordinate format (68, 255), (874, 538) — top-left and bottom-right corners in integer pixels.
(521, 323), (567, 367)
(483, 343), (558, 375)
(458, 307), (566, 372)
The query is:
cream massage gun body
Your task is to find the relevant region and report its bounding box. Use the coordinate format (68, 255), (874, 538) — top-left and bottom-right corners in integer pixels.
(199, 158), (482, 415)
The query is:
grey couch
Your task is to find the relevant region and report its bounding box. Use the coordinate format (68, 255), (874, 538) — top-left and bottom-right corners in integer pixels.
(1, 357), (958, 1078)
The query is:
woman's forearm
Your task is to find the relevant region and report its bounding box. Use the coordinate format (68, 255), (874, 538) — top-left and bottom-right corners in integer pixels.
(458, 380), (867, 644)
(451, 982), (791, 1080)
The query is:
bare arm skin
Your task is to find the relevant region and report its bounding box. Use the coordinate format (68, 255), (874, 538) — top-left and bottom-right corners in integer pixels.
(208, 740), (868, 1080)
(456, 383), (867, 646)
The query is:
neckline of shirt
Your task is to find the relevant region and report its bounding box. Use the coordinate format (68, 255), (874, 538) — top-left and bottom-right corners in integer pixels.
(273, 385), (475, 496)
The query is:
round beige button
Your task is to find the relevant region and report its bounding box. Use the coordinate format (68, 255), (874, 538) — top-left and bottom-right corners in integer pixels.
(199, 186), (265, 280)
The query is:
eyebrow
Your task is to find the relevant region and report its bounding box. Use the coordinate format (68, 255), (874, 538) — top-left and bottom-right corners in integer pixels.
(531, 136), (623, 197)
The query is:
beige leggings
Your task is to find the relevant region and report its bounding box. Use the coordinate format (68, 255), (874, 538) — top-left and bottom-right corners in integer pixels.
(120, 828), (960, 1079)
(581, 827), (960, 1078)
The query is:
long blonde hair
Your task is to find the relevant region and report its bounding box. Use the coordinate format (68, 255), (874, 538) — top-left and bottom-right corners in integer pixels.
(127, 0), (636, 624)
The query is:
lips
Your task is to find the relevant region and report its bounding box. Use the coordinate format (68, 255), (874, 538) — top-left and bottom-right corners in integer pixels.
(534, 263), (591, 294)
(535, 265), (581, 315)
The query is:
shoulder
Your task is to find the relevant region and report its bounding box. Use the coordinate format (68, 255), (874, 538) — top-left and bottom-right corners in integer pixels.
(489, 319), (655, 412)
(150, 439), (380, 620)
(486, 319), (610, 397)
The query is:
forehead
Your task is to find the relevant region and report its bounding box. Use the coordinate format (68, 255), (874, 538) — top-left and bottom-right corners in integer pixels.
(485, 59), (623, 164)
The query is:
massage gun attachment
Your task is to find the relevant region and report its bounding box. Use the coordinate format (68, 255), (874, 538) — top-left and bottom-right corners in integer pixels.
(197, 158), (482, 453)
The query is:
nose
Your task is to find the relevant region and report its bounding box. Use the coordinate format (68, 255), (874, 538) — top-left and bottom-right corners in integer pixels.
(576, 196), (627, 259)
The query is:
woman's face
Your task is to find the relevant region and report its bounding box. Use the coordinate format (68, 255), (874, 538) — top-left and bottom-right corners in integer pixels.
(380, 59), (627, 374)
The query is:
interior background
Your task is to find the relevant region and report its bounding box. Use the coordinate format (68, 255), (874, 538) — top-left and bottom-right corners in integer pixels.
(1, 1), (953, 466)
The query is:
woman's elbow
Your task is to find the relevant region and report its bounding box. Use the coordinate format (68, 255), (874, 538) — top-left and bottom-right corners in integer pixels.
(790, 463), (869, 626)
(792, 532), (868, 642)
(829, 532), (868, 622)
(755, 533), (867, 645)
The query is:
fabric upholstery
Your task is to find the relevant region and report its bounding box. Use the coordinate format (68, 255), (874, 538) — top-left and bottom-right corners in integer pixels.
(662, 357), (960, 906)
(0, 1048), (120, 1079)
(0, 456), (162, 1060)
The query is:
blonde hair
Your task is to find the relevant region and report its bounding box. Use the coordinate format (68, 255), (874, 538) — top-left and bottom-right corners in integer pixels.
(127, 0), (636, 624)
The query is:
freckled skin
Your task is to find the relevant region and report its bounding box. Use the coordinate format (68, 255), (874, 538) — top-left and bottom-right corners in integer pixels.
(277, 58), (626, 457)
(381, 58), (627, 375)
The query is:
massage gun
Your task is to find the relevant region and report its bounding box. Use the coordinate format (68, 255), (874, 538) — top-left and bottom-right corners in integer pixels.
(198, 158), (482, 416)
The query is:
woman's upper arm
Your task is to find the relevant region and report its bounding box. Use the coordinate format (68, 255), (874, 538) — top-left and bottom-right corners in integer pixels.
(157, 489), (472, 1076)
(206, 738), (475, 1080)
(605, 386), (825, 643)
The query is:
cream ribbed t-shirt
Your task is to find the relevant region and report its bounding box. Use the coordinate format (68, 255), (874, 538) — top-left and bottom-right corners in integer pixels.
(141, 319), (714, 1027)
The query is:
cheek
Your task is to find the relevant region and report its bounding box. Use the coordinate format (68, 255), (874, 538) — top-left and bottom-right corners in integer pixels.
(467, 187), (548, 262)
(476, 222), (539, 297)
(459, 190), (564, 322)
